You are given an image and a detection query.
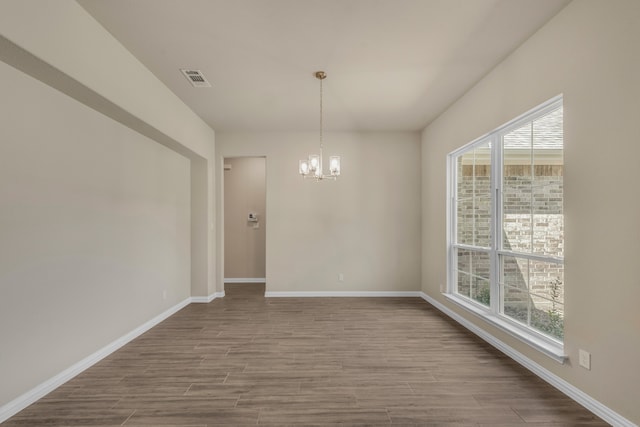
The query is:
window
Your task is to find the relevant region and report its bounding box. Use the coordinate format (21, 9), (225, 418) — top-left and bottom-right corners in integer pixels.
(448, 96), (564, 358)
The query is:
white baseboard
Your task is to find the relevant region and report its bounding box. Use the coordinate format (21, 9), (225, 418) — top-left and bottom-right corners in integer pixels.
(265, 291), (421, 298)
(224, 278), (265, 283)
(418, 292), (636, 427)
(190, 291), (225, 303)
(0, 297), (192, 423)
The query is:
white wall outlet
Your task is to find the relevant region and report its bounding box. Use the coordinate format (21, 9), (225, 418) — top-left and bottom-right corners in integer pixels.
(338, 273), (344, 282)
(579, 349), (591, 370)
(440, 283), (445, 292)
(162, 290), (167, 300)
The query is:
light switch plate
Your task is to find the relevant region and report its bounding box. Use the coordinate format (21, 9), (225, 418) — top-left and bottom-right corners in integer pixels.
(579, 349), (591, 370)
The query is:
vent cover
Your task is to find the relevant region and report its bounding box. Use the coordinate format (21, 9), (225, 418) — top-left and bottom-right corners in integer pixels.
(180, 69), (211, 88)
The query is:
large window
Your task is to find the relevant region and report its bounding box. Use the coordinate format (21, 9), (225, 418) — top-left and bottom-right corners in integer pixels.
(448, 96), (564, 357)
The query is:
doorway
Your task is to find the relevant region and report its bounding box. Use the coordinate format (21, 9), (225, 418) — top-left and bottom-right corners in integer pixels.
(223, 157), (266, 296)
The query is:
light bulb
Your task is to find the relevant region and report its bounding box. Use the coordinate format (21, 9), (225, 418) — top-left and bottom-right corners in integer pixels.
(299, 160), (309, 175)
(309, 155), (319, 171)
(329, 156), (340, 175)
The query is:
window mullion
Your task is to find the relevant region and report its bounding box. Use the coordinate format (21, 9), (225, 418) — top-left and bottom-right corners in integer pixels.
(490, 133), (501, 315)
(530, 123), (534, 254)
(497, 249), (563, 264)
(447, 154), (456, 294)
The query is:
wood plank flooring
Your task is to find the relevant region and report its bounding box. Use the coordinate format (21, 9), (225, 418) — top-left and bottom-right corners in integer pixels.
(4, 284), (608, 426)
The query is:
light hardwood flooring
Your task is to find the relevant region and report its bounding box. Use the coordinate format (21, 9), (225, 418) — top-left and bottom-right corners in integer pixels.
(4, 284), (608, 426)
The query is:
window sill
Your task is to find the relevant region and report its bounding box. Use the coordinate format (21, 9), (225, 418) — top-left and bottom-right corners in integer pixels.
(443, 293), (567, 364)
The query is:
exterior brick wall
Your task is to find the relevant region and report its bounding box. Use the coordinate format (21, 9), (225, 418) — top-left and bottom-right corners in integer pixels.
(456, 163), (564, 337)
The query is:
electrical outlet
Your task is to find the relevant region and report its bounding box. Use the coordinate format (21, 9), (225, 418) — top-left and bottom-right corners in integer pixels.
(440, 283), (445, 292)
(162, 290), (167, 300)
(579, 349), (591, 370)
(338, 273), (344, 282)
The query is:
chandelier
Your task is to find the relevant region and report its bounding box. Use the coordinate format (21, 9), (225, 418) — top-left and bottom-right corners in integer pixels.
(299, 71), (340, 180)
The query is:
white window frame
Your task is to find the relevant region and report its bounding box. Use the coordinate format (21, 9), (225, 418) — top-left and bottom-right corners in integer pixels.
(446, 95), (566, 363)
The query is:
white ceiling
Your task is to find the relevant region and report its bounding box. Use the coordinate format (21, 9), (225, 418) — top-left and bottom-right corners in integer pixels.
(78, 0), (570, 132)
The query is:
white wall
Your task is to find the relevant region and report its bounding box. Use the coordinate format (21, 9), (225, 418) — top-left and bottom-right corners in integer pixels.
(0, 61), (191, 406)
(217, 132), (421, 293)
(421, 0), (640, 423)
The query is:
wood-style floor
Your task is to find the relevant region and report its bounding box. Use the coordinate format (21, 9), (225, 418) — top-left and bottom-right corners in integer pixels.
(4, 284), (607, 426)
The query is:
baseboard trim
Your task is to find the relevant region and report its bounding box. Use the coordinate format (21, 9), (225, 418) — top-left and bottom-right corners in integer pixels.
(265, 291), (421, 298)
(224, 278), (265, 283)
(190, 291), (225, 303)
(0, 297), (192, 423)
(418, 292), (636, 427)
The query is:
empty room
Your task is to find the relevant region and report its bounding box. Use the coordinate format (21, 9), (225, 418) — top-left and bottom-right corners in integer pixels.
(1, 0), (638, 425)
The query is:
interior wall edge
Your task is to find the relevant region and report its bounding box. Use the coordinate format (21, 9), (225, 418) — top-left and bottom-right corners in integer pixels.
(191, 292), (226, 303)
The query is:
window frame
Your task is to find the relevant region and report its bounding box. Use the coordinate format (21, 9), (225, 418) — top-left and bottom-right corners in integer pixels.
(446, 95), (566, 362)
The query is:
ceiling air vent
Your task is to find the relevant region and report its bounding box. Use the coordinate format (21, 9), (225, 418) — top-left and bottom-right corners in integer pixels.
(180, 69), (211, 88)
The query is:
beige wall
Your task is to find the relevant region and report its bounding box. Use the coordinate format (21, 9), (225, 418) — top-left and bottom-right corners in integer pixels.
(0, 0), (217, 299)
(421, 0), (640, 423)
(217, 132), (421, 292)
(0, 0), (216, 411)
(224, 157), (266, 279)
(0, 60), (191, 406)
